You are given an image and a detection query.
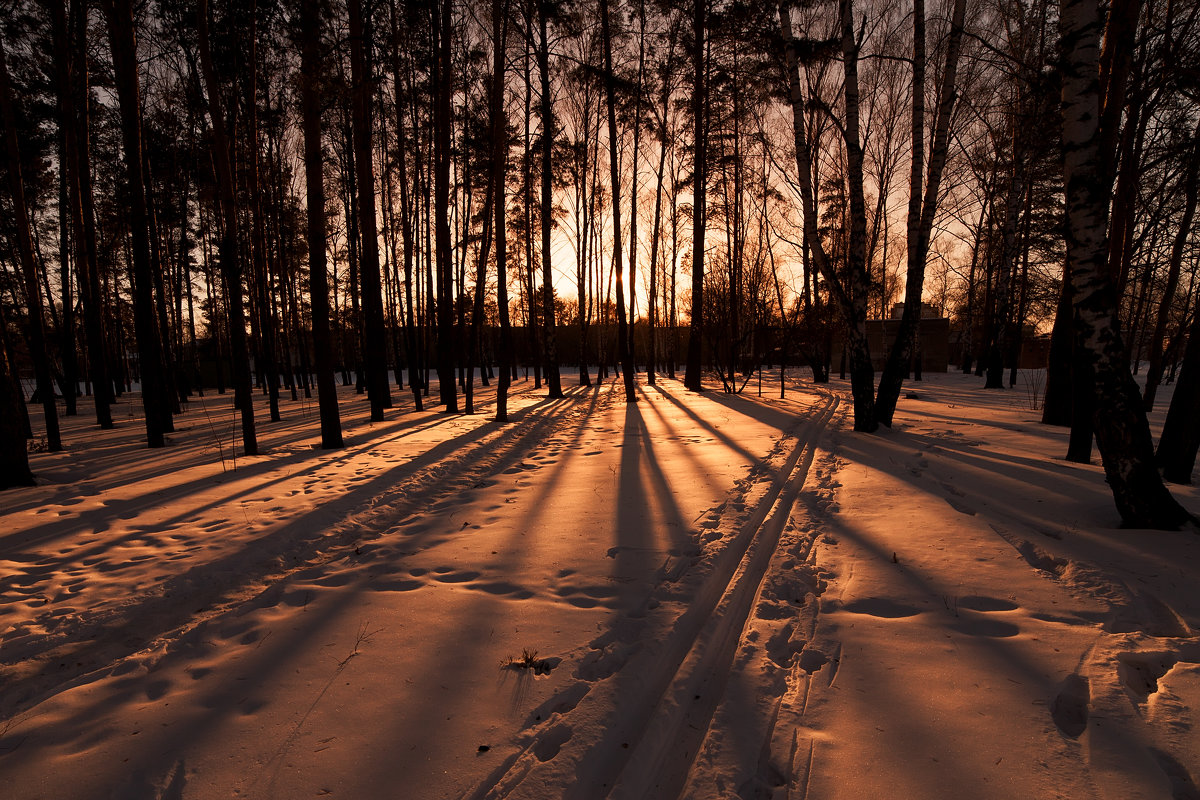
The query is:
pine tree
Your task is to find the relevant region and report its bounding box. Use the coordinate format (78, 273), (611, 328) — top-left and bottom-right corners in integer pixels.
(1, 28), (63, 452)
(300, 0), (343, 448)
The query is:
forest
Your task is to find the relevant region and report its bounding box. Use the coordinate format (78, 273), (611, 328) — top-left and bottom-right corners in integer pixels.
(0, 0), (1198, 520)
(1, 0), (1200, 796)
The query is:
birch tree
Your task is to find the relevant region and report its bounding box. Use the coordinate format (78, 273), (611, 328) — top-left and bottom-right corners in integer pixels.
(1058, 0), (1193, 527)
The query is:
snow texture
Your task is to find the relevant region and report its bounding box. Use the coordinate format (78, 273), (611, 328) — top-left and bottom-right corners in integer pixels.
(1, 370), (1197, 799)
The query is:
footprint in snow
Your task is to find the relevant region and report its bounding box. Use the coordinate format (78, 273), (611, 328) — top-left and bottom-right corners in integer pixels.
(944, 496), (978, 516)
(371, 578), (424, 593)
(470, 581), (534, 599)
(1118, 651), (1178, 701)
(532, 724), (572, 762)
(840, 597), (922, 618)
(956, 595), (1018, 612)
(949, 616), (1020, 638)
(432, 570), (480, 583)
(1051, 673), (1089, 738)
(145, 679), (171, 701)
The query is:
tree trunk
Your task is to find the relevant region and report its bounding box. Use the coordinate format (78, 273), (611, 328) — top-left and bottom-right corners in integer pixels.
(1042, 261), (1074, 426)
(0, 37), (62, 452)
(388, 0), (423, 412)
(465, 176), (495, 415)
(348, 0), (391, 421)
(599, 0), (636, 403)
(244, 7), (281, 423)
(53, 0), (101, 423)
(537, 0), (563, 398)
(0, 331), (33, 488)
(1007, 181), (1036, 387)
(647, 80), (672, 388)
(100, 0), (171, 447)
(300, 0), (343, 448)
(519, 17), (542, 389)
(983, 120), (1029, 390)
(568, 34), (591, 389)
(494, 0), (513, 421)
(1058, 0), (1192, 528)
(145, 157), (180, 422)
(1157, 289), (1200, 484)
(874, 0), (966, 426)
(56, 120), (77, 417)
(67, 0), (113, 428)
(197, 0), (258, 456)
(838, 1), (878, 429)
(683, 0), (706, 392)
(778, 1), (875, 430)
(1142, 123), (1199, 410)
(628, 0), (649, 379)
(434, 0), (457, 411)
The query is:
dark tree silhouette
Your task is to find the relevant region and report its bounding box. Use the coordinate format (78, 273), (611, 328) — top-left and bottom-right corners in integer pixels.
(494, 0), (514, 421)
(1157, 293), (1200, 485)
(434, 0), (457, 412)
(599, 0), (636, 402)
(348, 0), (392, 421)
(197, 0), (258, 455)
(54, 0), (113, 430)
(683, 0), (706, 393)
(1058, 0), (1192, 528)
(874, 0), (967, 427)
(387, 0), (424, 412)
(100, 0), (172, 447)
(245, 7), (281, 424)
(537, 0), (564, 398)
(300, 0), (343, 449)
(0, 32), (61, 452)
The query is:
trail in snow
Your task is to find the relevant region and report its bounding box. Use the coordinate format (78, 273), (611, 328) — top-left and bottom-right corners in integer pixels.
(4, 370), (1198, 800)
(467, 389), (839, 799)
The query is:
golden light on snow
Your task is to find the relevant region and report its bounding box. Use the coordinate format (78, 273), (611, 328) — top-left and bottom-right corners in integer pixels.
(2, 372), (1198, 798)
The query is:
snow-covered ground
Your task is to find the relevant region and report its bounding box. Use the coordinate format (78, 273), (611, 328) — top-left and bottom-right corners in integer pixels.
(1, 369), (1197, 799)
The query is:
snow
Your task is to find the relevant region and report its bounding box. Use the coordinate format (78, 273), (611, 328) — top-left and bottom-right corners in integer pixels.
(1, 369), (1197, 799)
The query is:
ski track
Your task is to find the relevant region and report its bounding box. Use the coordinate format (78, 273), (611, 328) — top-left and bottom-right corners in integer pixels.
(0, 382), (609, 721)
(465, 388), (840, 800)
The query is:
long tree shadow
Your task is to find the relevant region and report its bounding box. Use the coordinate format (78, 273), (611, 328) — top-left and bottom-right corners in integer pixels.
(0, 537), (438, 798)
(0, 380), (560, 562)
(804, 493), (1180, 797)
(653, 382), (780, 467)
(610, 399), (694, 608)
(689, 378), (827, 435)
(345, 386), (619, 795)
(0, 387), (586, 720)
(11, 389), (384, 507)
(559, 385), (816, 797)
(0, 411), (456, 555)
(8, 376), (539, 518)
